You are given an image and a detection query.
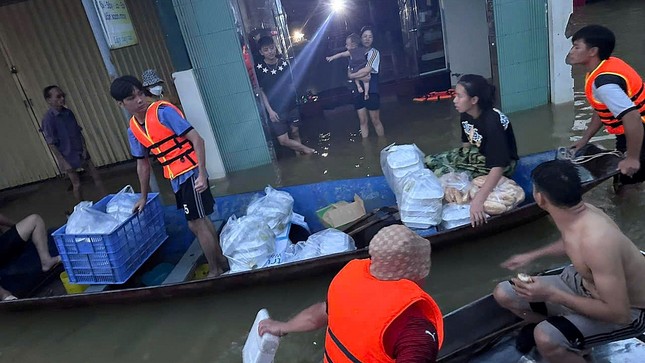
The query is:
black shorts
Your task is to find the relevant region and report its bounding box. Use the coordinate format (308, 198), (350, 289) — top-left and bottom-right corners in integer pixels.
(175, 174), (215, 221)
(0, 226), (26, 267)
(615, 135), (645, 185)
(271, 108), (301, 136)
(354, 92), (380, 111)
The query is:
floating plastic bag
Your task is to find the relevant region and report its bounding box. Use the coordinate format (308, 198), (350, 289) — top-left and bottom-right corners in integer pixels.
(220, 215), (275, 273)
(246, 186), (294, 236)
(313, 228), (356, 256)
(441, 203), (471, 229)
(399, 169), (444, 229)
(106, 185), (140, 223)
(65, 201), (121, 241)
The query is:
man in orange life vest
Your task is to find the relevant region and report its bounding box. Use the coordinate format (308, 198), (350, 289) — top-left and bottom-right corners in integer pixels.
(568, 25), (645, 190)
(258, 225), (444, 362)
(110, 76), (227, 277)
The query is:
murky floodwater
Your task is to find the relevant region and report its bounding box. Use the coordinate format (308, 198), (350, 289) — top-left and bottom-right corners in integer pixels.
(1, 1), (645, 362)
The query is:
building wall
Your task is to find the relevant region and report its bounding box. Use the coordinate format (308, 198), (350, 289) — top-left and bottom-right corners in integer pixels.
(112, 0), (180, 104)
(0, 0), (129, 189)
(491, 0), (550, 113)
(443, 0), (492, 85)
(173, 0), (271, 172)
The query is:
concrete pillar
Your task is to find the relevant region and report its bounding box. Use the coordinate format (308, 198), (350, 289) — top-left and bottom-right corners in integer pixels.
(548, 0), (574, 104)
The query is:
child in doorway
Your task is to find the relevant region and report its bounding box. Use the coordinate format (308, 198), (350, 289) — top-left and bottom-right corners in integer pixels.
(326, 33), (371, 100)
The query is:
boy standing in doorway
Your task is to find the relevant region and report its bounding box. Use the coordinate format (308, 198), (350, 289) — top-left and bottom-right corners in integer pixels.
(256, 36), (315, 155)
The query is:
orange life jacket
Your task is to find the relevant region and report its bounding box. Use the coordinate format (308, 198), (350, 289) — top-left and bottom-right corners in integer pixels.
(129, 101), (198, 180)
(324, 259), (444, 363)
(585, 57), (645, 135)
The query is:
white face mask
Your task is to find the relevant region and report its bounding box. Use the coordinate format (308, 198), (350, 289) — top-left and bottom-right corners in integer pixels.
(149, 85), (163, 96)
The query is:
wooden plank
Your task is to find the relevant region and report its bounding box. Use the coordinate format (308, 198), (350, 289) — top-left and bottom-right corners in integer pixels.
(162, 238), (204, 284)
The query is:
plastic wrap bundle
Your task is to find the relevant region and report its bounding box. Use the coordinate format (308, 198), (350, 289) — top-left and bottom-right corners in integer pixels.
(283, 229), (356, 263)
(380, 144), (426, 202)
(399, 169), (444, 229)
(66, 201), (120, 241)
(220, 215), (275, 272)
(439, 172), (472, 204)
(246, 186), (294, 236)
(467, 176), (526, 215)
(441, 203), (471, 229)
(106, 185), (140, 222)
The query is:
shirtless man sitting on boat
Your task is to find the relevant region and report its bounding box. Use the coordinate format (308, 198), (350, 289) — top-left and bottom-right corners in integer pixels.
(0, 213), (61, 301)
(493, 159), (645, 363)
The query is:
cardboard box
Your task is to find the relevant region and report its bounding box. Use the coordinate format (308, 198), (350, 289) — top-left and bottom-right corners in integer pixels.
(316, 195), (366, 230)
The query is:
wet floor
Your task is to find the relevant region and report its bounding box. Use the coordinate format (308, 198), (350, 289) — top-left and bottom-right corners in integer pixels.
(1, 0), (645, 362)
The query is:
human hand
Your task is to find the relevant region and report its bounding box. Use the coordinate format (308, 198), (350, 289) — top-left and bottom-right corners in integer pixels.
(501, 253), (534, 270)
(511, 277), (556, 302)
(326, 56), (333, 62)
(132, 197), (147, 214)
(258, 319), (287, 337)
(469, 196), (487, 227)
(194, 175), (208, 193)
(618, 157), (640, 177)
(268, 109), (280, 123)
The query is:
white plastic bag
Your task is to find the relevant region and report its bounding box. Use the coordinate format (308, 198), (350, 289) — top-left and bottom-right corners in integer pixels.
(106, 185), (140, 223)
(399, 169), (444, 228)
(441, 203), (471, 229)
(284, 240), (320, 262)
(380, 144), (426, 202)
(66, 201), (121, 241)
(439, 172), (472, 192)
(313, 229), (356, 256)
(220, 215), (275, 273)
(246, 186), (294, 236)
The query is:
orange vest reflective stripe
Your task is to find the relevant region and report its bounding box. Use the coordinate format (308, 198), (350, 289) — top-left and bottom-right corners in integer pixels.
(584, 57), (645, 135)
(129, 101), (198, 180)
(324, 259), (444, 363)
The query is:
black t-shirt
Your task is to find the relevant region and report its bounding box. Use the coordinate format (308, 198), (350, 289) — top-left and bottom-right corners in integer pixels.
(256, 58), (297, 113)
(460, 108), (519, 168)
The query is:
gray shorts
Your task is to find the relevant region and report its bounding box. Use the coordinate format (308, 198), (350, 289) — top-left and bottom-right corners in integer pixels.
(498, 265), (645, 352)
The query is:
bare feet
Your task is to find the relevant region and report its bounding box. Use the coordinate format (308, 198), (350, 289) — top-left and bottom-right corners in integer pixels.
(41, 255), (61, 272)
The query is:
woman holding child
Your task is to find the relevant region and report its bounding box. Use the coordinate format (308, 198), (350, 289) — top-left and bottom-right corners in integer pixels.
(348, 26), (385, 139)
(425, 74), (519, 227)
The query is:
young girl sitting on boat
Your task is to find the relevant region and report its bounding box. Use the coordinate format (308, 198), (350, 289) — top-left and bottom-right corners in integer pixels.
(424, 74), (519, 227)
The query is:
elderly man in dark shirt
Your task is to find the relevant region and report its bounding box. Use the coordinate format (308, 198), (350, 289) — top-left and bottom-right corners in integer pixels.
(41, 85), (106, 202)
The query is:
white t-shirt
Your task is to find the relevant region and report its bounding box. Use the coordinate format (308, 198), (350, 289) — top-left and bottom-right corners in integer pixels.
(366, 48), (380, 74)
(592, 74), (638, 118)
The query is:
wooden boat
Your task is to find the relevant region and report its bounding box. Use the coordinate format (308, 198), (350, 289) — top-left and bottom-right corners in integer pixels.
(0, 148), (621, 311)
(438, 261), (645, 362)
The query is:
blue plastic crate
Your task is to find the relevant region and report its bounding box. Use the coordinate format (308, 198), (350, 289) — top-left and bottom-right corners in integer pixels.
(52, 193), (168, 284)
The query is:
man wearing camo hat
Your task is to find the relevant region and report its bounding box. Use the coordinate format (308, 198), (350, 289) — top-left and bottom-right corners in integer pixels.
(258, 225), (445, 362)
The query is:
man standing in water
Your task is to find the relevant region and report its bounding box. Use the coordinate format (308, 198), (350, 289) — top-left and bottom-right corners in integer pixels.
(494, 160), (645, 363)
(568, 25), (645, 191)
(110, 76), (227, 277)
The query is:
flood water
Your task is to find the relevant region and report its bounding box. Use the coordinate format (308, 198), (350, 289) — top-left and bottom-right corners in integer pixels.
(1, 1), (645, 362)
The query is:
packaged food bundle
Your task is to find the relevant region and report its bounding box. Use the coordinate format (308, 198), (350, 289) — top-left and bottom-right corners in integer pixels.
(440, 172), (472, 204)
(380, 144), (425, 203)
(468, 176), (526, 215)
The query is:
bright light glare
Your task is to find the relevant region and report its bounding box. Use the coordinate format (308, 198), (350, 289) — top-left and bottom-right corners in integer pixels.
(330, 0), (345, 13)
(293, 30), (305, 42)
